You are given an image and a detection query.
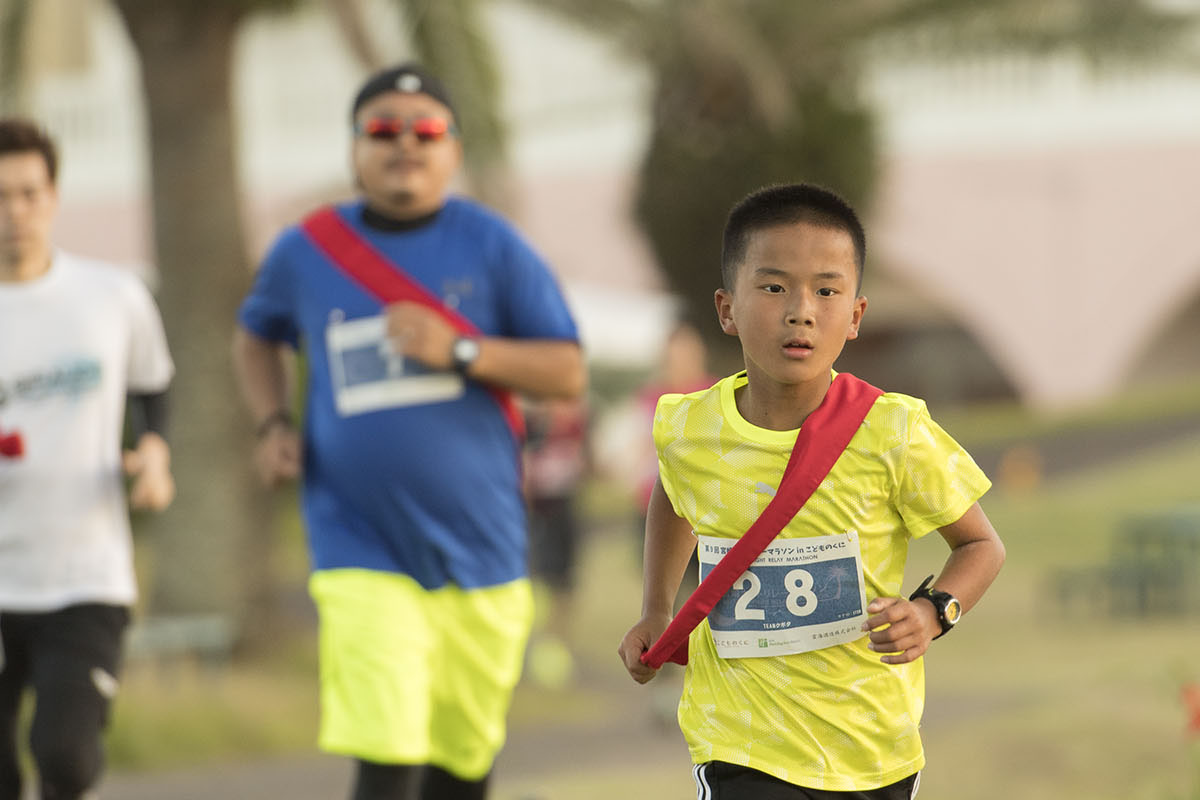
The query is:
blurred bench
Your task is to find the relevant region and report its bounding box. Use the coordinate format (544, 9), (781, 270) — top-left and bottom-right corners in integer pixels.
(1051, 505), (1200, 618)
(125, 613), (236, 669)
(1107, 507), (1200, 616)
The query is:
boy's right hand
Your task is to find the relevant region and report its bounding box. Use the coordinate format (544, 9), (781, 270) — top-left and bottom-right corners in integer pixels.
(618, 614), (670, 684)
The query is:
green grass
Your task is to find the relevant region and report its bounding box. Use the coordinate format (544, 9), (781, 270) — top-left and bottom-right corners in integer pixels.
(107, 643), (321, 769)
(906, 426), (1200, 800)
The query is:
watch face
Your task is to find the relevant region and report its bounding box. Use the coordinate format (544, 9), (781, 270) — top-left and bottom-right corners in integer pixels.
(454, 337), (480, 363)
(944, 598), (962, 625)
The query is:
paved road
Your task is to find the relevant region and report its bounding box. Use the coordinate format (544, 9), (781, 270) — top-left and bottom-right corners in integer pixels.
(98, 711), (690, 800)
(98, 663), (692, 800)
(968, 414), (1200, 480)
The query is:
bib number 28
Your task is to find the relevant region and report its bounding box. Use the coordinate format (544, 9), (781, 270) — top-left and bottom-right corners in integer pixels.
(733, 569), (819, 620)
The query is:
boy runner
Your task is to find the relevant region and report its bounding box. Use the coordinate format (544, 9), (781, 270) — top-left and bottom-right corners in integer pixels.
(619, 183), (1005, 798)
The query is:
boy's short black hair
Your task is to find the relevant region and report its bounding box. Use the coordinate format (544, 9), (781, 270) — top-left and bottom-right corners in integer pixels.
(0, 118), (58, 184)
(721, 183), (866, 291)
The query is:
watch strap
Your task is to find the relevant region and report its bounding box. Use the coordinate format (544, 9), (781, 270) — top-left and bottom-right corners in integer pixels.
(909, 574), (957, 639)
(452, 336), (480, 374)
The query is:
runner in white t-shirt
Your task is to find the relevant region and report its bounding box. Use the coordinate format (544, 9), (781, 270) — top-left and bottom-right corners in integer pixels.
(0, 118), (175, 800)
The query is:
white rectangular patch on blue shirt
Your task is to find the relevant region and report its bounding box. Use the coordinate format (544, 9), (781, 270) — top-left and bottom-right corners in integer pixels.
(326, 314), (463, 416)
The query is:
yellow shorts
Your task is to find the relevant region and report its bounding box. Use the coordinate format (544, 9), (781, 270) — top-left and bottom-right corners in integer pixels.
(309, 569), (534, 779)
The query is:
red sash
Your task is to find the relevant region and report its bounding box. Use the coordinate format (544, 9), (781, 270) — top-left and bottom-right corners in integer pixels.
(641, 373), (883, 668)
(300, 206), (525, 442)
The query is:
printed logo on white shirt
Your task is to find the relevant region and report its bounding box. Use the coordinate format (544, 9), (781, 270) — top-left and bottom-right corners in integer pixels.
(0, 358), (101, 409)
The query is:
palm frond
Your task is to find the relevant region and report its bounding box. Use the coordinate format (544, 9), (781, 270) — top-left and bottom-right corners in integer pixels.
(670, 1), (793, 127)
(512, 0), (661, 58)
(393, 0), (511, 207)
(839, 0), (1200, 66)
(324, 0), (384, 70)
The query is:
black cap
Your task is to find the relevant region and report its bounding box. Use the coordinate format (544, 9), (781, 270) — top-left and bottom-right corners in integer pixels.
(350, 63), (457, 123)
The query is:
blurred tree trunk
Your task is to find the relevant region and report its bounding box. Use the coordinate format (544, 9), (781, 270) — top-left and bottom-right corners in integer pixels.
(112, 1), (282, 648)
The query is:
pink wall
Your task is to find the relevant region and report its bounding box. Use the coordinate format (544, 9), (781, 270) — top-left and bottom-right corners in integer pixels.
(873, 140), (1200, 408)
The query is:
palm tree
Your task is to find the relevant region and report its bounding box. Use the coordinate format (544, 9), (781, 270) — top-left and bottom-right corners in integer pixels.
(525, 0), (1200, 368)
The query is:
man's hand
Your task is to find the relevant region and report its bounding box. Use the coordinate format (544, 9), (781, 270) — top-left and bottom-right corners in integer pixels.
(385, 301), (458, 371)
(123, 433), (175, 511)
(862, 595), (940, 664)
(618, 613), (671, 684)
(254, 424), (302, 487)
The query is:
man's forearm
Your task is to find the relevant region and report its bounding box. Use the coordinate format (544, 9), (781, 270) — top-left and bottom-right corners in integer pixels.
(468, 338), (586, 400)
(232, 327), (294, 423)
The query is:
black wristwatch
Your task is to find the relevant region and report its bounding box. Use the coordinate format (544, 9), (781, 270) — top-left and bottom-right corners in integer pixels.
(450, 336), (481, 375)
(909, 575), (961, 640)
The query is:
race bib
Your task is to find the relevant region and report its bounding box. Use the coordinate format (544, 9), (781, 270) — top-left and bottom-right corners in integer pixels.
(698, 531), (868, 658)
(325, 313), (463, 416)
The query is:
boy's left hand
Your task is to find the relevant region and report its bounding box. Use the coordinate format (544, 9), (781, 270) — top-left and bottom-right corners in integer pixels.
(862, 596), (940, 664)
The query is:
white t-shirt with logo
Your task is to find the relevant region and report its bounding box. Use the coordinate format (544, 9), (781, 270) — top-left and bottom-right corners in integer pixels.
(0, 252), (174, 611)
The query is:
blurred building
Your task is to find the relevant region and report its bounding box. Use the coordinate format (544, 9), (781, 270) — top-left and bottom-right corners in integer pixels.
(8, 0), (1200, 410)
(861, 43), (1200, 409)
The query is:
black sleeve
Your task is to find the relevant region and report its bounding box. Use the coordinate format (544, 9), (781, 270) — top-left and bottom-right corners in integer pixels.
(127, 389), (170, 441)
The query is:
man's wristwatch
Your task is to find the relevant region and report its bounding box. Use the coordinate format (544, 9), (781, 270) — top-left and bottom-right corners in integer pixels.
(450, 336), (481, 375)
(909, 574), (961, 639)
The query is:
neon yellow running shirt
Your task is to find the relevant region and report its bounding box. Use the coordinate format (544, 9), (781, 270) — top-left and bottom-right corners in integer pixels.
(655, 372), (991, 791)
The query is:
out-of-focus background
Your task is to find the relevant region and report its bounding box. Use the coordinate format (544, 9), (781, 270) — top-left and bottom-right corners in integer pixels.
(3, 1), (1200, 798)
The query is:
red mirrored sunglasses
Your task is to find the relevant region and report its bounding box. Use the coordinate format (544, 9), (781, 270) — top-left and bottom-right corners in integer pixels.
(355, 117), (457, 143)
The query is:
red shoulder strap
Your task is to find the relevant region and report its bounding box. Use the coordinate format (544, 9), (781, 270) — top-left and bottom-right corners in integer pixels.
(641, 372), (883, 668)
(301, 206), (525, 441)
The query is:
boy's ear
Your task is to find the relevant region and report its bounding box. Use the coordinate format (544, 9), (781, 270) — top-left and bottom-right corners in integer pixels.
(714, 288), (738, 336)
(846, 295), (868, 341)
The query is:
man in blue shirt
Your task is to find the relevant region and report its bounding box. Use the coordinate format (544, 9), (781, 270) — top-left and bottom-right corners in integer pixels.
(233, 64), (585, 800)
